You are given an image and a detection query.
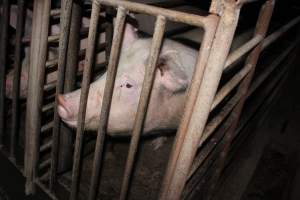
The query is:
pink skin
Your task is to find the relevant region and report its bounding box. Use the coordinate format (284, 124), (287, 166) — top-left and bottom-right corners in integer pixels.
(57, 24), (198, 136)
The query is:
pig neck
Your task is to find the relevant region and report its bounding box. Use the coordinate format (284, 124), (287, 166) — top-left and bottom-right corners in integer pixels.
(145, 88), (187, 133)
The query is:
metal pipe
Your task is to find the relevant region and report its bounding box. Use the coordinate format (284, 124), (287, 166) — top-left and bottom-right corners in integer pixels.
(211, 64), (252, 111)
(87, 6), (126, 200)
(187, 40), (299, 182)
(120, 15), (166, 200)
(10, 0), (25, 161)
(224, 35), (262, 71)
(0, 0), (9, 148)
(207, 1), (275, 199)
(160, 2), (239, 199)
(24, 0), (51, 194)
(96, 0), (210, 28)
(70, 2), (102, 199)
(262, 16), (300, 50)
(58, 0), (82, 176)
(50, 0), (74, 191)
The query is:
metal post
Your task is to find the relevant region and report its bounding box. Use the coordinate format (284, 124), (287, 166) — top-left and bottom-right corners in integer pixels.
(119, 15), (166, 200)
(0, 0), (9, 148)
(206, 1), (275, 199)
(10, 0), (25, 162)
(50, 0), (74, 190)
(58, 0), (82, 174)
(69, 1), (102, 199)
(24, 0), (51, 194)
(160, 1), (241, 199)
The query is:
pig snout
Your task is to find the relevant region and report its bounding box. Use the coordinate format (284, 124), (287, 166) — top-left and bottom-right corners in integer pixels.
(57, 94), (79, 127)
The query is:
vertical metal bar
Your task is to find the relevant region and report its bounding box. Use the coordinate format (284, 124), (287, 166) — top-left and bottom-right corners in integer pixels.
(58, 0), (82, 174)
(69, 2), (101, 200)
(24, 0), (51, 194)
(206, 1), (275, 199)
(119, 15), (166, 200)
(10, 0), (25, 162)
(87, 7), (127, 200)
(160, 2), (240, 200)
(50, 0), (74, 190)
(0, 0), (9, 148)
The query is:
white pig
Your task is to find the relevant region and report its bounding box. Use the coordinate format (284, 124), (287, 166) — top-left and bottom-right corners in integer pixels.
(5, 5), (106, 99)
(58, 24), (198, 135)
(58, 22), (253, 136)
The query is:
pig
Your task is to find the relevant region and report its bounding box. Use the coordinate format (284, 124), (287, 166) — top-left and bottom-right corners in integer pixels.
(5, 5), (106, 99)
(58, 21), (253, 136)
(57, 23), (197, 135)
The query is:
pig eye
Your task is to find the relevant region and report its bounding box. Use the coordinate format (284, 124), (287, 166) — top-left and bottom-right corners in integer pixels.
(126, 83), (132, 88)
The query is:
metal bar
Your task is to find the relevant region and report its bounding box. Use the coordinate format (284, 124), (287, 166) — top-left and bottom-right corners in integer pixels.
(160, 2), (239, 199)
(50, 0), (74, 191)
(211, 64), (252, 111)
(262, 16), (300, 50)
(50, 8), (60, 17)
(58, 0), (82, 176)
(24, 0), (51, 194)
(42, 102), (54, 112)
(97, 0), (210, 28)
(87, 6), (126, 200)
(224, 35), (262, 71)
(40, 141), (52, 152)
(0, 0), (9, 148)
(39, 159), (51, 170)
(70, 2), (102, 200)
(119, 15), (166, 200)
(188, 40), (299, 182)
(207, 1), (275, 199)
(41, 122), (54, 133)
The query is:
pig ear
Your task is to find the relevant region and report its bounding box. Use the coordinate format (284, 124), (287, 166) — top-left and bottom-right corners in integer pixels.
(156, 51), (189, 93)
(122, 23), (138, 49)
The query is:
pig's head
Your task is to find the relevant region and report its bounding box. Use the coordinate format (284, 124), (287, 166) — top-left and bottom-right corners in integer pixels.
(58, 24), (193, 135)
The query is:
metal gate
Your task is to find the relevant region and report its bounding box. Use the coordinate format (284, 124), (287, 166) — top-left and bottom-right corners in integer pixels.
(0, 0), (299, 200)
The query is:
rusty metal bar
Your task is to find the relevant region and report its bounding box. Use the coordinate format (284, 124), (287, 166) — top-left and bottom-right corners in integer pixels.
(41, 122), (54, 133)
(0, 0), (9, 147)
(24, 0), (51, 194)
(50, 8), (60, 17)
(211, 64), (252, 110)
(50, 0), (74, 191)
(160, 2), (239, 199)
(262, 16), (300, 50)
(207, 1), (275, 199)
(10, 0), (25, 162)
(119, 15), (167, 200)
(40, 141), (52, 152)
(224, 35), (262, 71)
(87, 6), (126, 200)
(39, 159), (51, 170)
(96, 0), (209, 27)
(42, 102), (54, 112)
(187, 39), (299, 181)
(70, 2), (102, 200)
(58, 0), (82, 176)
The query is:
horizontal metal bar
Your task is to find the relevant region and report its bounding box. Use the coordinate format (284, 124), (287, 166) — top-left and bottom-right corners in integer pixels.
(44, 81), (56, 92)
(41, 122), (54, 132)
(96, 0), (217, 28)
(211, 64), (252, 110)
(224, 35), (262, 71)
(40, 141), (52, 152)
(50, 8), (60, 17)
(238, 0), (261, 5)
(262, 16), (300, 50)
(39, 171), (50, 181)
(39, 159), (51, 170)
(42, 102), (54, 112)
(46, 58), (58, 68)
